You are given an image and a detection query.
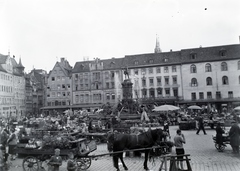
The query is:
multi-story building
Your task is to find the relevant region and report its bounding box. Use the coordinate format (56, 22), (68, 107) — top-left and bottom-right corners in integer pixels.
(25, 69), (47, 116)
(43, 58), (72, 115)
(0, 53), (25, 119)
(124, 50), (182, 106)
(180, 44), (240, 113)
(71, 58), (124, 112)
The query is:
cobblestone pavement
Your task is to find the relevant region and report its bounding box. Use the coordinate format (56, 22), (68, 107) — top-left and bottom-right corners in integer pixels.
(6, 125), (240, 171)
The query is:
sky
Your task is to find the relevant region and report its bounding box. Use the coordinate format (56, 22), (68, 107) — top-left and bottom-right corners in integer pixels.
(0, 0), (240, 73)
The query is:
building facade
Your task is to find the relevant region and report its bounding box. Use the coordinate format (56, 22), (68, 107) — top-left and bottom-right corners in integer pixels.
(180, 44), (240, 113)
(71, 58), (124, 112)
(0, 53), (25, 119)
(43, 58), (72, 114)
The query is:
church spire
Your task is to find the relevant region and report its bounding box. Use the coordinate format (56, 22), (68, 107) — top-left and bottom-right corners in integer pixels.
(154, 34), (161, 53)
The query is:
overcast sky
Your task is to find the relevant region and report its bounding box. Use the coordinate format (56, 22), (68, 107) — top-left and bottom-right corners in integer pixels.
(0, 0), (240, 73)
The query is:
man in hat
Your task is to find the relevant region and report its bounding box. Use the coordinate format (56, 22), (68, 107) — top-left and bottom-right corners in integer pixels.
(48, 148), (62, 171)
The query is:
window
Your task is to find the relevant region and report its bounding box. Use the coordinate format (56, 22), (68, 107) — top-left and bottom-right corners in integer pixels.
(157, 77), (162, 86)
(57, 76), (60, 81)
(75, 85), (78, 91)
(111, 82), (115, 88)
(141, 68), (146, 75)
(191, 92), (196, 100)
(172, 66), (177, 72)
(149, 59), (154, 64)
(206, 77), (212, 86)
(111, 71), (115, 78)
(80, 95), (84, 102)
(57, 92), (61, 97)
(106, 82), (110, 89)
(222, 76), (228, 85)
(173, 88), (178, 97)
(134, 69), (139, 75)
(238, 61), (240, 70)
(156, 67), (161, 73)
(164, 77), (169, 85)
(105, 72), (109, 79)
(207, 92), (212, 99)
(191, 78), (198, 87)
(57, 85), (61, 90)
(134, 60), (139, 65)
(157, 88), (162, 96)
(106, 93), (110, 100)
(190, 64), (197, 73)
(228, 91), (233, 98)
(205, 63), (212, 72)
(85, 94), (89, 102)
(112, 93), (115, 100)
(221, 62), (228, 71)
(52, 77), (55, 81)
(149, 88), (155, 98)
(190, 53), (197, 59)
(62, 92), (66, 96)
(219, 49), (226, 56)
(163, 58), (169, 62)
(80, 84), (84, 89)
(62, 84), (66, 89)
(142, 78), (146, 87)
(149, 78), (154, 86)
(142, 89), (147, 98)
(75, 74), (78, 80)
(199, 92), (204, 99)
(216, 91), (221, 99)
(172, 76), (177, 84)
(85, 84), (88, 89)
(148, 68), (153, 74)
(165, 88), (170, 96)
(164, 67), (169, 73)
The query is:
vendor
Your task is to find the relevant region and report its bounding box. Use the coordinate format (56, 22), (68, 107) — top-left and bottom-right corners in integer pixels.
(48, 148), (62, 171)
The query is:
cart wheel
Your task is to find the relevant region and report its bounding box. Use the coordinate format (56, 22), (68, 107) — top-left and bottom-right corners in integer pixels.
(76, 157), (91, 170)
(95, 138), (101, 144)
(215, 143), (225, 152)
(22, 156), (39, 171)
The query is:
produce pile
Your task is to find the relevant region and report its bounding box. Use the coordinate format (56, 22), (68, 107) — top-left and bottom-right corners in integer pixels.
(42, 134), (76, 149)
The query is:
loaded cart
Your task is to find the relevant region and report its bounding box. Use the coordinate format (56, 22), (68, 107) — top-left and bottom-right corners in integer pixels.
(16, 138), (97, 171)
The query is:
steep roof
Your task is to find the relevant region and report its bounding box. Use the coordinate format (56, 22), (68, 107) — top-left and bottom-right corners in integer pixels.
(123, 50), (181, 68)
(102, 57), (124, 70)
(0, 65), (7, 72)
(180, 44), (240, 63)
(0, 54), (8, 64)
(72, 61), (90, 73)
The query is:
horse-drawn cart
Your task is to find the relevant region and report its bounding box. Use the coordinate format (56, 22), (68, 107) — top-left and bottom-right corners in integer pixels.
(16, 138), (97, 171)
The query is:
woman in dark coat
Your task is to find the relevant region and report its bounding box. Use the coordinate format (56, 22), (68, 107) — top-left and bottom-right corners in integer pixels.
(229, 123), (240, 154)
(215, 122), (225, 151)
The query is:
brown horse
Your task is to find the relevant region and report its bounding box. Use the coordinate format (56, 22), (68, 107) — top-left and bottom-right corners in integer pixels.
(107, 129), (167, 171)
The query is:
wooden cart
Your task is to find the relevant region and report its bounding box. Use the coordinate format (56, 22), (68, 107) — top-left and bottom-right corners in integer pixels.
(17, 138), (97, 171)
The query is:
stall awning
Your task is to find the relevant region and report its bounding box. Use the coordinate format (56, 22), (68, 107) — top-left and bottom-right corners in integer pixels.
(40, 104), (103, 110)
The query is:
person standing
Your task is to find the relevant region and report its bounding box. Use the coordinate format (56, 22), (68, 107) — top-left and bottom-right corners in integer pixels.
(67, 152), (76, 171)
(215, 122), (225, 152)
(196, 116), (207, 135)
(48, 148), (62, 171)
(7, 128), (18, 160)
(174, 129), (186, 170)
(0, 127), (9, 167)
(229, 122), (240, 154)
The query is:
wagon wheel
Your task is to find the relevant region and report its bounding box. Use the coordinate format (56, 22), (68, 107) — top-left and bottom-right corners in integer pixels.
(76, 157), (91, 170)
(215, 143), (225, 152)
(22, 156), (40, 171)
(94, 137), (101, 144)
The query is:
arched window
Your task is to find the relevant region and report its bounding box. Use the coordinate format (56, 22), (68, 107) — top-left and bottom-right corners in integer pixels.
(191, 78), (198, 87)
(205, 63), (212, 72)
(190, 64), (197, 73)
(221, 62), (228, 71)
(238, 60), (240, 70)
(206, 77), (212, 85)
(222, 76), (228, 85)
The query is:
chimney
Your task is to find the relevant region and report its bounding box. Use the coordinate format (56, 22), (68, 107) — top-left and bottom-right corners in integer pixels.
(60, 57), (65, 63)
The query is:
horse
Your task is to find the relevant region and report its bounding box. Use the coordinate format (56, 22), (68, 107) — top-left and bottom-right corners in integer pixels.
(107, 128), (168, 171)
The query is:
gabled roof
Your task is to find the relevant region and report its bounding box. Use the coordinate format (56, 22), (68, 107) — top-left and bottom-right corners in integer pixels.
(0, 54), (8, 64)
(0, 65), (7, 72)
(72, 61), (90, 73)
(123, 51), (181, 68)
(102, 57), (124, 70)
(180, 44), (240, 63)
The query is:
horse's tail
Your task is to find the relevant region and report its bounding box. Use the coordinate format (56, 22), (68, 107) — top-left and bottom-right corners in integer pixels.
(107, 132), (114, 152)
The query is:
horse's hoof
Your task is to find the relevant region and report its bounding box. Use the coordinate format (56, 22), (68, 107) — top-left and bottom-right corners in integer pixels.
(124, 167), (128, 170)
(144, 167), (149, 171)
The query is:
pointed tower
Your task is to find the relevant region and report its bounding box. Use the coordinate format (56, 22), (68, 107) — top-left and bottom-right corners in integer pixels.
(17, 58), (25, 75)
(154, 35), (161, 53)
